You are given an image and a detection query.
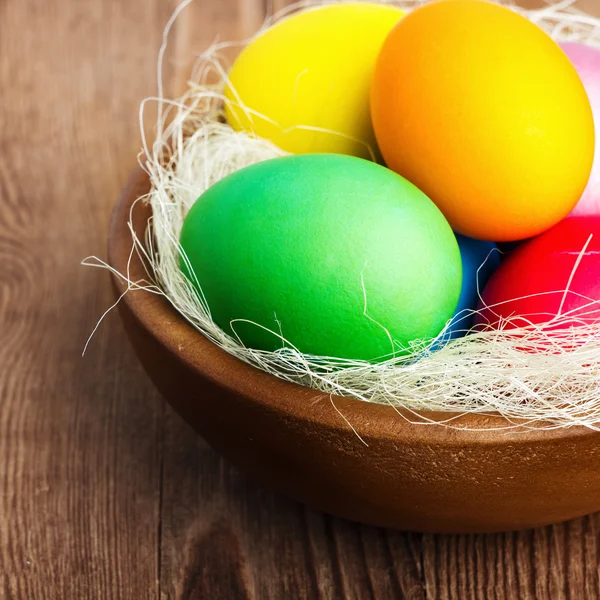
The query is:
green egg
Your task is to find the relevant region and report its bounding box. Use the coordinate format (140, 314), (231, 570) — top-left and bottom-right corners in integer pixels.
(180, 154), (461, 362)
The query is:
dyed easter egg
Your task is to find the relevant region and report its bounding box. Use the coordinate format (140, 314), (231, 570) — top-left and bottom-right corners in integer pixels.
(476, 217), (600, 329)
(371, 0), (595, 241)
(225, 3), (404, 159)
(561, 43), (600, 217)
(180, 154), (461, 362)
(444, 236), (500, 338)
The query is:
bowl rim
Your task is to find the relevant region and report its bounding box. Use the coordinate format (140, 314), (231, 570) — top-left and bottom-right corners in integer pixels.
(108, 166), (596, 446)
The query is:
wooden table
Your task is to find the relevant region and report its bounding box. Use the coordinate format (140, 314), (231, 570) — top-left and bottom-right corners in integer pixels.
(1, 0), (599, 598)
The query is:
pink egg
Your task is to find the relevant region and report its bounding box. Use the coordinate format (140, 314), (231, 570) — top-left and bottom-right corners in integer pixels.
(561, 43), (600, 216)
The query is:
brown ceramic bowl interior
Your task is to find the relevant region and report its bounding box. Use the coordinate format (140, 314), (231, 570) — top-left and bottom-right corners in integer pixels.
(108, 167), (600, 534)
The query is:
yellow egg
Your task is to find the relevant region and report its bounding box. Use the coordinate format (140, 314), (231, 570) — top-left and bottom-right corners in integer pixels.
(224, 3), (404, 159)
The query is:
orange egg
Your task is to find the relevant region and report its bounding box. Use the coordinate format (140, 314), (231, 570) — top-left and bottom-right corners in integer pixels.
(371, 0), (595, 241)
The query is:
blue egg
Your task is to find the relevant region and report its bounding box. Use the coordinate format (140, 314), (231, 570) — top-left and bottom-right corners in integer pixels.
(445, 235), (500, 339)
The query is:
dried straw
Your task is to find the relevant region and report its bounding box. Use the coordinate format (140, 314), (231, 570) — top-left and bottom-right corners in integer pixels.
(85, 0), (600, 431)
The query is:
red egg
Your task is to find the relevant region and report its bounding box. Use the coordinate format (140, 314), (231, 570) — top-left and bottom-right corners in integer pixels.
(476, 217), (600, 329)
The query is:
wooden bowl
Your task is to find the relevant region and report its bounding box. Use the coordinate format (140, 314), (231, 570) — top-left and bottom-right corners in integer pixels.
(108, 167), (600, 534)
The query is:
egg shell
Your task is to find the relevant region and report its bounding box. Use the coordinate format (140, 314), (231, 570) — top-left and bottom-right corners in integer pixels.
(225, 3), (404, 159)
(180, 154), (462, 362)
(475, 217), (600, 329)
(561, 43), (600, 217)
(371, 0), (595, 241)
(445, 235), (499, 339)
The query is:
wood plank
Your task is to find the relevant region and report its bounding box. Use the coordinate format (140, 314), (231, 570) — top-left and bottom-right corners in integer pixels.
(410, 0), (600, 596)
(421, 516), (600, 600)
(158, 4), (421, 598)
(155, 4), (418, 598)
(0, 0), (172, 596)
(157, 412), (426, 600)
(167, 0), (265, 97)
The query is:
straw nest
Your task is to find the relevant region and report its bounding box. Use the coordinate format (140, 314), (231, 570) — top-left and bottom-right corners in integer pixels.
(87, 0), (600, 431)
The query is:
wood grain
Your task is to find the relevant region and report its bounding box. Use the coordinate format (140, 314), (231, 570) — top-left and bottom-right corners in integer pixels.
(0, 0), (171, 597)
(1, 0), (600, 598)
